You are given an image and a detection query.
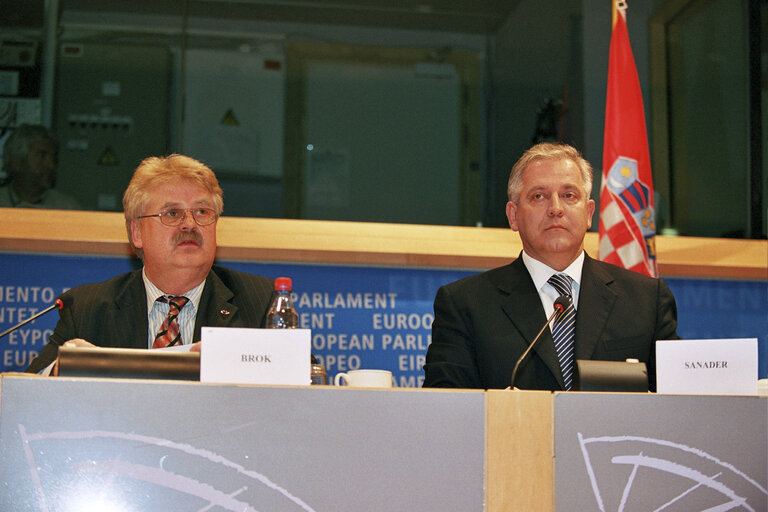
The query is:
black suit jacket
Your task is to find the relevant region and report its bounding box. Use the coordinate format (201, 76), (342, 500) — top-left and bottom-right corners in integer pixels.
(423, 254), (679, 391)
(25, 265), (274, 374)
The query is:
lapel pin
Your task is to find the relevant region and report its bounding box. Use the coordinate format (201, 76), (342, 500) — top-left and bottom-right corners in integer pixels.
(220, 309), (231, 316)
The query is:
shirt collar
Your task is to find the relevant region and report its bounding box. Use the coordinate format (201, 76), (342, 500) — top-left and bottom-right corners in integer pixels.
(521, 250), (585, 294)
(141, 267), (206, 313)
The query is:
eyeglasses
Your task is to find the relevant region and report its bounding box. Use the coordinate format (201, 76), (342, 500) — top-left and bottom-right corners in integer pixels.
(137, 207), (218, 226)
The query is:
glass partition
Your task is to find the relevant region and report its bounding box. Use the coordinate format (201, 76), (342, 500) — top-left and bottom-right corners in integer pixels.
(0, 0), (764, 237)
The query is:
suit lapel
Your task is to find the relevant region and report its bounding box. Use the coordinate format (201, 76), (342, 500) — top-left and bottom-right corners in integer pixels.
(113, 271), (150, 349)
(496, 257), (565, 387)
(575, 255), (617, 359)
(193, 271), (240, 342)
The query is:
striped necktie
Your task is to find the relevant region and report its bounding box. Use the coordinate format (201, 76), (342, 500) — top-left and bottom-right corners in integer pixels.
(153, 296), (189, 348)
(547, 274), (576, 390)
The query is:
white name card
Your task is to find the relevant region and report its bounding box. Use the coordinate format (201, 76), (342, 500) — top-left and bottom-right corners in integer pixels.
(200, 327), (311, 386)
(656, 338), (758, 395)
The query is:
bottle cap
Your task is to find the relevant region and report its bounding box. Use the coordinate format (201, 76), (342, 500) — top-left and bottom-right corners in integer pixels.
(274, 277), (292, 291)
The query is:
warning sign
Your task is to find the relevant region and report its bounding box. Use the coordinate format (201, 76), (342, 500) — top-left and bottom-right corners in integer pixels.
(98, 147), (118, 165)
(220, 108), (239, 126)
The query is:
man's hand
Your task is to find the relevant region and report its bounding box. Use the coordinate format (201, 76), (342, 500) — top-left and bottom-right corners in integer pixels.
(53, 339), (96, 376)
(189, 341), (202, 353)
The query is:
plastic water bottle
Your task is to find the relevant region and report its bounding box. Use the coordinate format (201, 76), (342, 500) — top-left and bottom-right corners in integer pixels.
(266, 277), (298, 329)
(266, 277), (325, 384)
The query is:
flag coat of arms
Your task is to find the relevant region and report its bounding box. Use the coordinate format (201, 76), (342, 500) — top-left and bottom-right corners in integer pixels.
(598, 4), (658, 277)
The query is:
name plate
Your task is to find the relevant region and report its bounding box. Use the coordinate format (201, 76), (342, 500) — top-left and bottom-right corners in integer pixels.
(200, 327), (311, 385)
(656, 338), (758, 395)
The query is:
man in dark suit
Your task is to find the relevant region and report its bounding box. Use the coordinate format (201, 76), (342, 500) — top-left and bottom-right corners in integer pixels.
(423, 143), (678, 391)
(25, 154), (274, 374)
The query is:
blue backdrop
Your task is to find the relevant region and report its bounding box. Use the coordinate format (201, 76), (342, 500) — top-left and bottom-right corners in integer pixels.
(1, 252), (766, 384)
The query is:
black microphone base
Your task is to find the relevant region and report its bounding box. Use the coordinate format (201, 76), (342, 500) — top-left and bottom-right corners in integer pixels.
(572, 359), (649, 392)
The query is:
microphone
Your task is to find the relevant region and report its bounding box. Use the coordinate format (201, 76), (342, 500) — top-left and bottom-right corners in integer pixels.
(0, 295), (72, 340)
(509, 295), (572, 389)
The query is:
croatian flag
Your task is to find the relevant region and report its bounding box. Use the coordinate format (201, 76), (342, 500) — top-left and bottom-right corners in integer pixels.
(598, 2), (658, 277)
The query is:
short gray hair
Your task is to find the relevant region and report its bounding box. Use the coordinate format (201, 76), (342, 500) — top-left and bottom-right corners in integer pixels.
(507, 142), (593, 203)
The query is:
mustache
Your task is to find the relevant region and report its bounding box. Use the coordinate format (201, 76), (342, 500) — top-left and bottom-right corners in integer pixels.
(174, 231), (203, 245)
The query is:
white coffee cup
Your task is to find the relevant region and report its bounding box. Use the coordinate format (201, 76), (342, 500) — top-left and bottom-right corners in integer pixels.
(334, 369), (394, 388)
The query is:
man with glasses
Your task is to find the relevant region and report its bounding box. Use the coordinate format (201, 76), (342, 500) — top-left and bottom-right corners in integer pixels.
(25, 154), (274, 374)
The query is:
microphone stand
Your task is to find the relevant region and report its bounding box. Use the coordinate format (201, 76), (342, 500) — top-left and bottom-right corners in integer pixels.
(509, 296), (571, 389)
(0, 299), (64, 339)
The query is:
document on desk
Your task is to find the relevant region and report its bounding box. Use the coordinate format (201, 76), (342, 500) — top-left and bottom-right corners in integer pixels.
(656, 338), (758, 395)
(200, 327), (311, 385)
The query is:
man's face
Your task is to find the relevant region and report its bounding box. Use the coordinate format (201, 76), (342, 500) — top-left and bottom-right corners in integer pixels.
(506, 158), (595, 270)
(130, 180), (218, 283)
(13, 140), (57, 192)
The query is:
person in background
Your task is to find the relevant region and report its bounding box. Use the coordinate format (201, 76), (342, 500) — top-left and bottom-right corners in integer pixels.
(0, 124), (80, 209)
(423, 142), (679, 391)
(25, 154), (274, 374)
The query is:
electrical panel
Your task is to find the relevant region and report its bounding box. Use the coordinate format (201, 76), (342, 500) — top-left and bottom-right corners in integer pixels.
(53, 43), (170, 211)
(0, 40), (42, 128)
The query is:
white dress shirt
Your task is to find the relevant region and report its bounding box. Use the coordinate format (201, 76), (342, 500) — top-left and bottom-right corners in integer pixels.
(142, 268), (206, 347)
(520, 250), (585, 318)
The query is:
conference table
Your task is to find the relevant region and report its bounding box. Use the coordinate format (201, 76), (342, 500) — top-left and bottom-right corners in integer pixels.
(1, 373), (766, 511)
(1, 210), (766, 510)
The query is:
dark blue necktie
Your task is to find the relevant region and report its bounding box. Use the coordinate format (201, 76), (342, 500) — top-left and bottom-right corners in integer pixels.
(548, 274), (576, 390)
